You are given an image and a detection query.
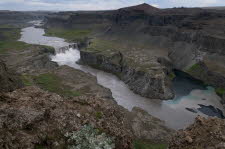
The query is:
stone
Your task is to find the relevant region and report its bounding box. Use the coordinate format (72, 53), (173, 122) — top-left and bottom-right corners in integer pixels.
(127, 107), (175, 143)
(185, 136), (193, 143)
(77, 113), (81, 118)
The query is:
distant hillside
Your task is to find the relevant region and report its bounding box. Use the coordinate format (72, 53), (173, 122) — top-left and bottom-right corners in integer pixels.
(202, 6), (225, 10)
(119, 3), (160, 14)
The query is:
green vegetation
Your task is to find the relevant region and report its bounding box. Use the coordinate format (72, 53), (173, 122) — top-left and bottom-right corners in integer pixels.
(34, 145), (46, 149)
(0, 24), (16, 29)
(134, 140), (167, 149)
(215, 88), (225, 97)
(168, 72), (176, 80)
(0, 26), (31, 54)
(45, 27), (91, 42)
(40, 45), (55, 54)
(34, 73), (81, 97)
(187, 63), (201, 72)
(21, 75), (34, 86)
(86, 38), (120, 53)
(95, 111), (103, 119)
(0, 41), (31, 54)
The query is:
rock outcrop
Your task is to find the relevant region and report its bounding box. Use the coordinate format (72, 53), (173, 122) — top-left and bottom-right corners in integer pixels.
(169, 116), (225, 149)
(79, 50), (174, 99)
(0, 86), (175, 149)
(0, 45), (58, 74)
(0, 60), (23, 92)
(0, 86), (133, 149)
(57, 43), (78, 53)
(128, 107), (175, 143)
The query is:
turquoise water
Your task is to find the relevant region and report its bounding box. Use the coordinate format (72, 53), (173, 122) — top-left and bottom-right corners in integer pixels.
(166, 86), (215, 105)
(163, 70), (224, 119)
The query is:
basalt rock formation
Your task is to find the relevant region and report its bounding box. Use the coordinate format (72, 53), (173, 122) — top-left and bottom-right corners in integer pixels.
(79, 50), (174, 99)
(45, 3), (225, 100)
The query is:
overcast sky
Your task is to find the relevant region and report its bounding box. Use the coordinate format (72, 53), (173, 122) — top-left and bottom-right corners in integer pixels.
(0, 0), (225, 11)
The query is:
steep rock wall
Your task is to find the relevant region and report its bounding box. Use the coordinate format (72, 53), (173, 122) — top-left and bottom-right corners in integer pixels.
(79, 50), (174, 99)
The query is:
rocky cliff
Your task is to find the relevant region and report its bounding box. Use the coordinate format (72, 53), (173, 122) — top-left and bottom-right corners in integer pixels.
(45, 3), (225, 100)
(0, 11), (53, 27)
(79, 50), (174, 99)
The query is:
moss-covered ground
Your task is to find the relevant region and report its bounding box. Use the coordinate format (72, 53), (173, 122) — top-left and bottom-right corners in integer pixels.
(134, 140), (167, 149)
(215, 88), (225, 97)
(0, 25), (32, 54)
(45, 27), (92, 43)
(21, 73), (81, 97)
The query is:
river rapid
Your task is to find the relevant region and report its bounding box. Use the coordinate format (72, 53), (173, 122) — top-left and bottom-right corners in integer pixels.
(19, 23), (225, 130)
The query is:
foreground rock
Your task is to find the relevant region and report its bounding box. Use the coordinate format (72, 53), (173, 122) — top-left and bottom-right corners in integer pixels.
(169, 116), (225, 149)
(0, 87), (132, 148)
(0, 86), (174, 149)
(0, 60), (23, 92)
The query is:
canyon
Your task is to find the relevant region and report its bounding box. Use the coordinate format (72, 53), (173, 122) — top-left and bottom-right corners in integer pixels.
(0, 3), (225, 148)
(45, 3), (225, 102)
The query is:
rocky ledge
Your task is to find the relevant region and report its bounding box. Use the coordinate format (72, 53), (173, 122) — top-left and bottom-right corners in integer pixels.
(169, 116), (225, 149)
(57, 43), (78, 53)
(79, 50), (174, 100)
(0, 86), (174, 149)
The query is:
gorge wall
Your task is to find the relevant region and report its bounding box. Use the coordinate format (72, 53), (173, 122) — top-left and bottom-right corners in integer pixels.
(45, 4), (225, 100)
(79, 50), (174, 99)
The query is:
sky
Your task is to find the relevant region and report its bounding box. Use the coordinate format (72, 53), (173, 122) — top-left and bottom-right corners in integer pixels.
(0, 0), (225, 11)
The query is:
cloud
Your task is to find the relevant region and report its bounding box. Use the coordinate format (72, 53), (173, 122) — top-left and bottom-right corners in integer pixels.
(167, 0), (218, 7)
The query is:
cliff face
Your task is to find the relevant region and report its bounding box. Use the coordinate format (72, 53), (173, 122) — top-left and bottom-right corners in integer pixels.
(0, 11), (53, 27)
(108, 7), (225, 90)
(79, 51), (174, 99)
(0, 60), (23, 92)
(45, 3), (225, 99)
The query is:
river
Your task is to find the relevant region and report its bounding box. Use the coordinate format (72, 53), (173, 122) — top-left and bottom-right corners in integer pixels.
(19, 23), (225, 130)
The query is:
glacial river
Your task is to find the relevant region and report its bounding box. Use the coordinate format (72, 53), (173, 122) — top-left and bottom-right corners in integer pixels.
(19, 23), (225, 130)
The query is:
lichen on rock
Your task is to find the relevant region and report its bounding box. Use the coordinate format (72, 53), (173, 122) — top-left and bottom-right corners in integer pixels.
(65, 125), (115, 149)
